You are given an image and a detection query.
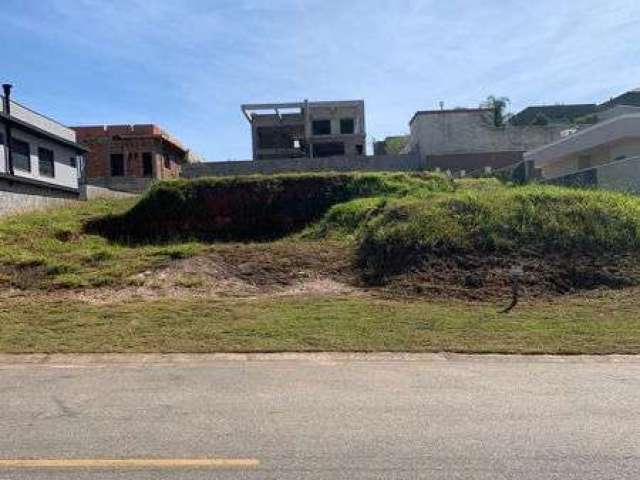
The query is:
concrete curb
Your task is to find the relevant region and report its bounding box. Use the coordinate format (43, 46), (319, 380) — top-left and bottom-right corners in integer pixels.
(1, 352), (640, 367)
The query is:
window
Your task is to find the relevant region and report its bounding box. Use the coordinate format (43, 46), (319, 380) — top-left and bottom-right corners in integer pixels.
(69, 156), (77, 168)
(110, 153), (124, 176)
(356, 144), (364, 155)
(313, 142), (345, 158)
(142, 152), (153, 177)
(257, 126), (301, 149)
(312, 120), (331, 136)
(11, 137), (30, 172)
(38, 147), (55, 178)
(164, 155), (171, 169)
(340, 118), (355, 134)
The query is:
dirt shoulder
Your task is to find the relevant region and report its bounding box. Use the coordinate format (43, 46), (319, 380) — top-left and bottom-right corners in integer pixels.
(4, 239), (638, 305)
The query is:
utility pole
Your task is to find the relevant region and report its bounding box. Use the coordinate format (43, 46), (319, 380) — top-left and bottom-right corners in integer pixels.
(2, 83), (14, 175)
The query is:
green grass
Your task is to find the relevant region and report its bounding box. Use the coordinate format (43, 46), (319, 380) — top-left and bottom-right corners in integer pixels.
(353, 185), (640, 279)
(3, 177), (640, 289)
(0, 198), (208, 289)
(310, 180), (640, 253)
(2, 177), (640, 354)
(85, 172), (453, 242)
(1, 293), (639, 353)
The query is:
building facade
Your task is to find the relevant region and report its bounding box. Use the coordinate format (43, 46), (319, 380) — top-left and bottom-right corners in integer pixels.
(525, 112), (640, 193)
(73, 124), (188, 192)
(241, 100), (366, 160)
(406, 108), (565, 174)
(0, 85), (85, 216)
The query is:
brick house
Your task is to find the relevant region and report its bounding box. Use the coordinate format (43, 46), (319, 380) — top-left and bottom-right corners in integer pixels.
(73, 124), (188, 192)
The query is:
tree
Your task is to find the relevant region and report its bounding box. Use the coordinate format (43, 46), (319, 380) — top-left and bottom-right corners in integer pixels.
(482, 95), (510, 127)
(385, 136), (410, 154)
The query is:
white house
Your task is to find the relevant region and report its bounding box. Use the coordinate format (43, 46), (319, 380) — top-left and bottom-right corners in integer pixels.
(0, 85), (86, 215)
(525, 111), (640, 192)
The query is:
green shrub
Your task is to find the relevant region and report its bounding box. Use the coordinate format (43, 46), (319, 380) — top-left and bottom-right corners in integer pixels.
(357, 185), (640, 281)
(304, 197), (388, 239)
(86, 172), (452, 242)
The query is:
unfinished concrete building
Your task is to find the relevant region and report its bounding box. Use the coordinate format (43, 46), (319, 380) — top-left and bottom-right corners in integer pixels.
(241, 100), (366, 160)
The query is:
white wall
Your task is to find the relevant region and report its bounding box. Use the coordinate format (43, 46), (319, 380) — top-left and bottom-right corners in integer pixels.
(538, 138), (640, 180)
(409, 110), (564, 157)
(610, 138), (640, 160)
(0, 126), (79, 190)
(598, 156), (640, 193)
(527, 114), (640, 180)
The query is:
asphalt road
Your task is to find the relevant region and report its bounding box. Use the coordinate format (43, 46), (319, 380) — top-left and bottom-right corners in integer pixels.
(1, 353), (639, 479)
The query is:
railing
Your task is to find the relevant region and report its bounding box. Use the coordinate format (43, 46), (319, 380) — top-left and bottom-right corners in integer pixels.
(542, 155), (640, 193)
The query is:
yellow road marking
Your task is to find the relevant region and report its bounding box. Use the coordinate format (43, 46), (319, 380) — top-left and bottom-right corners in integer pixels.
(0, 458), (259, 469)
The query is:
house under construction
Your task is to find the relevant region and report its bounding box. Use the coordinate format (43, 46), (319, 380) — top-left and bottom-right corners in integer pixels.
(241, 100), (366, 160)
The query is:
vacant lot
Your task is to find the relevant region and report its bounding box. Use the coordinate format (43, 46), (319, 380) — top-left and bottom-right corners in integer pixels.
(2, 172), (640, 354)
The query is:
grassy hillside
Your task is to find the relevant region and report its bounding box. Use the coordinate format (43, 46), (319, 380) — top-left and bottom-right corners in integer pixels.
(2, 173), (640, 354)
(355, 186), (640, 280)
(2, 173), (640, 290)
(86, 172), (452, 242)
(0, 198), (206, 289)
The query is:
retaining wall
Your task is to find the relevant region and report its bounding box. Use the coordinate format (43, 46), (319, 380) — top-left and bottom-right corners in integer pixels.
(80, 184), (139, 201)
(0, 177), (79, 217)
(545, 156), (640, 193)
(85, 176), (154, 193)
(182, 154), (424, 178)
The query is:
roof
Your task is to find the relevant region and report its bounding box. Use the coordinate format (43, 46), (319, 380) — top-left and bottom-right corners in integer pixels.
(525, 113), (640, 166)
(0, 95), (77, 142)
(600, 90), (640, 109)
(241, 99), (364, 122)
(0, 111), (87, 153)
(509, 104), (597, 126)
(409, 108), (492, 126)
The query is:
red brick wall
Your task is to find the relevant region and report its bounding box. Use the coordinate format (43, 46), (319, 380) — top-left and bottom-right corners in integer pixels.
(73, 125), (185, 180)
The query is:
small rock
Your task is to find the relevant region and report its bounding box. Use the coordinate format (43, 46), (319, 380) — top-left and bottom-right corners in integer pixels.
(463, 274), (483, 288)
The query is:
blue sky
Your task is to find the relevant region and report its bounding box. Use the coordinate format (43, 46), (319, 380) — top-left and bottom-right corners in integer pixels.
(2, 0), (640, 160)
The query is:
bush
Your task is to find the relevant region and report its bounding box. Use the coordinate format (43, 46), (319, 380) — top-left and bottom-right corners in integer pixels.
(85, 172), (452, 242)
(356, 185), (640, 281)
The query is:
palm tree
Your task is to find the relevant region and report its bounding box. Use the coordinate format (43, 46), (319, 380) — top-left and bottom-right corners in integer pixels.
(483, 95), (510, 127)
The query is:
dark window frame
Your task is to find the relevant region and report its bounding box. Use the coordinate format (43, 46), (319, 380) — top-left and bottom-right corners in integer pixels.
(312, 119), (332, 136)
(11, 137), (31, 172)
(313, 142), (345, 158)
(38, 147), (55, 178)
(142, 152), (153, 177)
(340, 118), (355, 135)
(110, 153), (125, 177)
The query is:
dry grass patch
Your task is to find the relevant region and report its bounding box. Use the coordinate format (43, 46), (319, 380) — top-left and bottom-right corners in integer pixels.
(1, 288), (640, 354)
